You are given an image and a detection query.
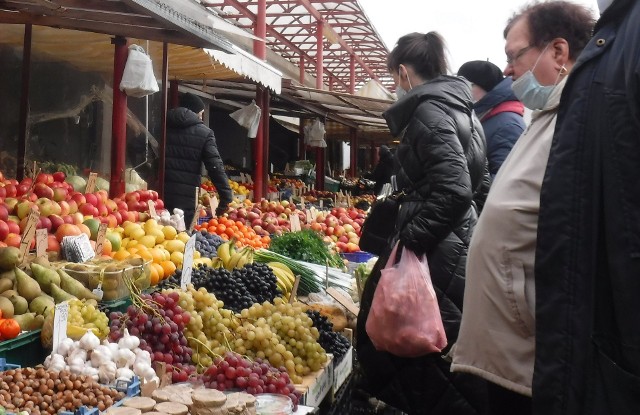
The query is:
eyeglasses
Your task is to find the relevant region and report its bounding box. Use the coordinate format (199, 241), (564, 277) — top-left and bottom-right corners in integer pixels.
(506, 45), (534, 65)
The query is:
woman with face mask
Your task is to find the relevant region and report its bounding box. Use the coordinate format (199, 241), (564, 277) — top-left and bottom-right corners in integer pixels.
(356, 32), (490, 415)
(449, 3), (594, 415)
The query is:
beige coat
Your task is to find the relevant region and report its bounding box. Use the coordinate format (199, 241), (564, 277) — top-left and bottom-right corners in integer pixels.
(450, 78), (567, 397)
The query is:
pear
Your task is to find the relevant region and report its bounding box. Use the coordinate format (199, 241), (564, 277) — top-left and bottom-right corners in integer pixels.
(31, 314), (45, 330)
(0, 296), (14, 318)
(0, 278), (13, 294)
(13, 312), (36, 331)
(7, 293), (28, 315)
(30, 263), (61, 294)
(0, 270), (15, 284)
(15, 267), (42, 302)
(29, 295), (55, 316)
(51, 283), (76, 303)
(0, 247), (23, 271)
(57, 269), (98, 300)
(1, 289), (18, 299)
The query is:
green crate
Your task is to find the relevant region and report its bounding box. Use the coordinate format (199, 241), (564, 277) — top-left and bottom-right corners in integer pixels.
(0, 329), (48, 368)
(99, 296), (132, 315)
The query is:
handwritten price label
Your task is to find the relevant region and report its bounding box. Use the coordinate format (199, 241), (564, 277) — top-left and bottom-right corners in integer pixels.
(85, 172), (98, 193)
(148, 200), (157, 218)
(36, 229), (48, 259)
(20, 207), (39, 260)
(94, 223), (108, 256)
(52, 301), (69, 354)
(180, 234), (197, 290)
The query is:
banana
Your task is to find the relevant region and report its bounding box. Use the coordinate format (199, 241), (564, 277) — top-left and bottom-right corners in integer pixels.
(210, 257), (224, 268)
(271, 267), (293, 293)
(217, 242), (232, 266)
(227, 248), (247, 270)
(268, 262), (296, 286)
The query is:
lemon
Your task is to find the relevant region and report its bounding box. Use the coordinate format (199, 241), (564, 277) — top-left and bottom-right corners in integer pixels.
(165, 239), (186, 253)
(176, 232), (190, 243)
(130, 227), (146, 241)
(162, 225), (178, 241)
(138, 235), (157, 249)
(170, 251), (184, 267)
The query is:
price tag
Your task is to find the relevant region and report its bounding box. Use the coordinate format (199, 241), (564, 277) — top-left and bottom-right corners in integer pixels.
(310, 206), (317, 219)
(85, 172), (98, 193)
(289, 214), (301, 232)
(35, 228), (48, 259)
(305, 209), (313, 223)
(52, 301), (69, 354)
(209, 196), (219, 217)
(289, 276), (301, 304)
(319, 199), (324, 209)
(300, 198), (305, 210)
(180, 234), (197, 290)
(148, 200), (158, 218)
(94, 223), (108, 256)
(346, 193), (351, 207)
(20, 207), (39, 259)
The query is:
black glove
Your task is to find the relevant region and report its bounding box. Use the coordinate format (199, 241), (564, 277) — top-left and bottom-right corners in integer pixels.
(215, 203), (229, 217)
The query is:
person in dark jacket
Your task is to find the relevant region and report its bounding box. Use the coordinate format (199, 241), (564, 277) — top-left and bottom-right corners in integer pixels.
(165, 92), (233, 227)
(370, 145), (394, 195)
(458, 60), (526, 177)
(356, 31), (489, 415)
(533, 0), (640, 414)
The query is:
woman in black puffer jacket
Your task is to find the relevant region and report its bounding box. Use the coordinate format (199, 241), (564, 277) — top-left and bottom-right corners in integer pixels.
(356, 32), (489, 415)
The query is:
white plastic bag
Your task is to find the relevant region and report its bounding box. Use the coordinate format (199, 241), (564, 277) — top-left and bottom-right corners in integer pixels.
(119, 45), (159, 98)
(229, 100), (262, 138)
(304, 118), (327, 148)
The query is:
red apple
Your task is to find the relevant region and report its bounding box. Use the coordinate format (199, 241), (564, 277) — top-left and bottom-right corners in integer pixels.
(38, 216), (52, 232)
(97, 204), (109, 217)
(154, 199), (164, 210)
(85, 193), (98, 206)
(71, 212), (84, 225)
(6, 219), (20, 235)
(116, 200), (128, 211)
(111, 211), (123, 225)
(79, 203), (96, 216)
(58, 200), (70, 216)
(20, 178), (33, 188)
(4, 184), (17, 198)
(125, 191), (140, 202)
(0, 187), (5, 199)
(16, 184), (29, 197)
(71, 192), (86, 205)
(0, 220), (9, 241)
(96, 190), (109, 203)
(0, 204), (7, 221)
(35, 198), (55, 217)
(47, 234), (61, 252)
(4, 233), (21, 248)
(52, 171), (66, 182)
(149, 190), (159, 201)
(36, 173), (53, 184)
(16, 201), (34, 219)
(104, 199), (117, 212)
(49, 214), (64, 232)
(62, 215), (74, 225)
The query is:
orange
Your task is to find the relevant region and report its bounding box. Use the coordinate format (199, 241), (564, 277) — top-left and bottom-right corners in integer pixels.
(137, 248), (154, 262)
(149, 264), (160, 286)
(160, 260), (177, 278)
(113, 249), (131, 261)
(151, 262), (164, 280)
(150, 247), (166, 264)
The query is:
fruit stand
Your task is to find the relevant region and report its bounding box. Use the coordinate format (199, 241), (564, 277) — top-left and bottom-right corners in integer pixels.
(0, 168), (371, 415)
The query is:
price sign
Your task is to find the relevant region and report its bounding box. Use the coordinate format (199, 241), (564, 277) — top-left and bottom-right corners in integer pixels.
(20, 207), (39, 260)
(310, 206), (318, 219)
(180, 234), (197, 290)
(147, 200), (158, 218)
(35, 229), (48, 259)
(319, 199), (324, 209)
(52, 301), (69, 354)
(94, 223), (108, 256)
(305, 209), (313, 223)
(289, 276), (301, 304)
(300, 198), (305, 211)
(327, 287), (360, 316)
(85, 172), (98, 193)
(289, 214), (301, 232)
(209, 196), (219, 217)
(346, 193), (351, 207)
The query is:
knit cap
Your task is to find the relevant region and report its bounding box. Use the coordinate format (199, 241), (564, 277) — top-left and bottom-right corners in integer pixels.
(179, 92), (205, 114)
(458, 60), (504, 92)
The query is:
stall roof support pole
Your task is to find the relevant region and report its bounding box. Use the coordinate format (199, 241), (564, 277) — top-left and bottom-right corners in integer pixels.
(349, 128), (358, 177)
(299, 54), (305, 85)
(298, 119), (305, 160)
(17, 24), (32, 181)
(158, 42), (169, 200)
(169, 80), (179, 109)
(315, 20), (325, 190)
(252, 0), (267, 201)
(349, 54), (356, 94)
(109, 36), (128, 199)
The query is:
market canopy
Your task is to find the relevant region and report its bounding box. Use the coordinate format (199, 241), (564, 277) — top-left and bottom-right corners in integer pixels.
(0, 24), (282, 93)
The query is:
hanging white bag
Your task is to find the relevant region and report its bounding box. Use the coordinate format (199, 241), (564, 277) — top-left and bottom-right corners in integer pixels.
(119, 44), (159, 98)
(305, 118), (327, 148)
(229, 100), (262, 138)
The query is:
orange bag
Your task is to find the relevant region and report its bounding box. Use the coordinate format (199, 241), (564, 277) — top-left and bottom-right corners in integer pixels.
(365, 242), (447, 357)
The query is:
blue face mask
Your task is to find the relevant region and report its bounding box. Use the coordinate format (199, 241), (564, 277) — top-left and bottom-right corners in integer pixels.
(395, 86), (407, 100)
(511, 44), (564, 110)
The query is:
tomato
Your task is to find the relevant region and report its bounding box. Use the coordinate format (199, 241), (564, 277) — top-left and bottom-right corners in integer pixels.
(0, 319), (20, 341)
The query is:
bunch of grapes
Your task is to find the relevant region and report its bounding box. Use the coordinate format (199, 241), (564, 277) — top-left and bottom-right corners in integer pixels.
(201, 351), (302, 410)
(306, 310), (352, 364)
(108, 291), (196, 382)
(233, 263), (279, 304)
(68, 299), (110, 338)
(237, 298), (327, 384)
(162, 286), (238, 369)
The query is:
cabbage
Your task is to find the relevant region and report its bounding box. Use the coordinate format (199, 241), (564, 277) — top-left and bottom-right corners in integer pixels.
(65, 175), (87, 192)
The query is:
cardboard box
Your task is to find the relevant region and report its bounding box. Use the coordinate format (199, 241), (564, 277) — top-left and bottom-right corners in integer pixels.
(296, 355), (334, 407)
(332, 347), (353, 391)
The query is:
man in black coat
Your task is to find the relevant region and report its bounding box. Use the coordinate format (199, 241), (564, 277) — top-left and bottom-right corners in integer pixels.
(371, 145), (394, 195)
(164, 93), (233, 227)
(534, 0), (640, 413)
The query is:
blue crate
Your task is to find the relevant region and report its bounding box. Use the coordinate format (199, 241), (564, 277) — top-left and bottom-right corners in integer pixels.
(340, 251), (376, 263)
(198, 216), (212, 225)
(0, 357), (20, 371)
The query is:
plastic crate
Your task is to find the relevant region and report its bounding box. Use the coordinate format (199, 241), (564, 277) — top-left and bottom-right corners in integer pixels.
(340, 252), (376, 263)
(0, 357), (20, 371)
(198, 216), (212, 225)
(0, 329), (48, 368)
(98, 296), (133, 315)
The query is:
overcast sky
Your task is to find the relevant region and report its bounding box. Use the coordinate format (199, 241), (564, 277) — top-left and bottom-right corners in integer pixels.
(357, 0), (599, 74)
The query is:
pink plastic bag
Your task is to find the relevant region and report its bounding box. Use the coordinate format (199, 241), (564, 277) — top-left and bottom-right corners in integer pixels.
(365, 242), (447, 357)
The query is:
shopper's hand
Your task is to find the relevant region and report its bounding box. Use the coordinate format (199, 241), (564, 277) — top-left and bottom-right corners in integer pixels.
(215, 204), (229, 217)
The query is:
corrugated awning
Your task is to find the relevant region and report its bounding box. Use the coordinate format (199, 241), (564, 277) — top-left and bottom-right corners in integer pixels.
(0, 24), (282, 92)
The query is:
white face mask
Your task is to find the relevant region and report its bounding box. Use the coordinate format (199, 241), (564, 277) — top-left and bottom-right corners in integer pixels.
(511, 44), (561, 110)
(597, 0), (614, 13)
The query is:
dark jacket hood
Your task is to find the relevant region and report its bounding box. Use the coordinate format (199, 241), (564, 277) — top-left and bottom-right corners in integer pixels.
(167, 107), (203, 129)
(383, 75), (473, 137)
(474, 77), (519, 114)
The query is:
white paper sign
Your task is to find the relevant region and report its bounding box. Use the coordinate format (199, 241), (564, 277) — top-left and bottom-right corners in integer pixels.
(94, 223), (108, 256)
(20, 207), (39, 259)
(85, 172), (98, 193)
(305, 209), (313, 224)
(180, 234), (197, 290)
(148, 200), (158, 218)
(52, 301), (69, 354)
(209, 196), (219, 216)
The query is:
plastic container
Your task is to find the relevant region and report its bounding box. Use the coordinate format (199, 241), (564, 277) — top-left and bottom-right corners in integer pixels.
(0, 329), (48, 368)
(255, 394), (293, 415)
(64, 258), (151, 301)
(0, 357), (20, 371)
(340, 251), (376, 263)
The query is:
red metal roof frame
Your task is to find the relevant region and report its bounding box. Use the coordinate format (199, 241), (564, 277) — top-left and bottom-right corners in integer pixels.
(201, 0), (394, 93)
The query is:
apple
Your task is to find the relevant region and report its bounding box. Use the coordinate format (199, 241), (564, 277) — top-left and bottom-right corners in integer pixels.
(52, 171), (66, 182)
(4, 184), (17, 198)
(20, 177), (33, 188)
(36, 173), (52, 184)
(62, 215), (74, 225)
(154, 199), (164, 210)
(104, 199), (117, 212)
(326, 226), (334, 236)
(38, 216), (52, 232)
(16, 201), (34, 219)
(36, 198), (55, 217)
(58, 200), (70, 216)
(4, 233), (21, 248)
(85, 193), (98, 206)
(96, 190), (109, 203)
(116, 200), (127, 211)
(67, 199), (78, 214)
(97, 204), (109, 217)
(125, 191), (140, 202)
(52, 187), (68, 202)
(71, 192), (86, 205)
(0, 187), (5, 199)
(49, 214), (64, 232)
(111, 211), (123, 225)
(47, 234), (61, 252)
(336, 242), (347, 252)
(16, 184), (29, 197)
(3, 198), (18, 213)
(346, 242), (360, 253)
(0, 204), (7, 221)
(55, 223), (82, 242)
(0, 220), (9, 241)
(265, 223), (277, 234)
(6, 219), (19, 234)
(148, 190), (159, 201)
(338, 235), (349, 244)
